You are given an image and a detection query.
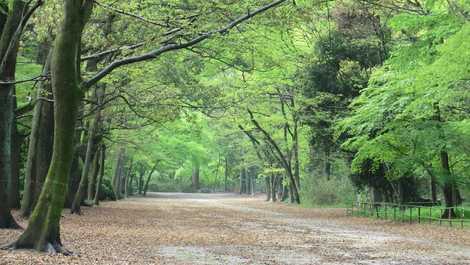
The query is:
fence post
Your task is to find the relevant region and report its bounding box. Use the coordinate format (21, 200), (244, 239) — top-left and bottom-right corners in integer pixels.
(409, 207), (412, 224)
(449, 207), (452, 227)
(429, 207), (432, 224)
(418, 207), (421, 224)
(439, 208), (443, 226)
(385, 203), (388, 220)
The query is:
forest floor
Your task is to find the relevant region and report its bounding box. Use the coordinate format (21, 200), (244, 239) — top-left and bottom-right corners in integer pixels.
(1, 193), (470, 265)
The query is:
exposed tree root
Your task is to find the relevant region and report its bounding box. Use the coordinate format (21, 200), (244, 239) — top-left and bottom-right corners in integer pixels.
(1, 240), (74, 256)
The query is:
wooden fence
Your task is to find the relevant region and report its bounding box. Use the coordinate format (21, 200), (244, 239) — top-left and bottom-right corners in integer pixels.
(348, 201), (469, 229)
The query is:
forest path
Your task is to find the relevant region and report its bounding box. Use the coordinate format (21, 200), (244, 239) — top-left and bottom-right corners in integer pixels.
(1, 192), (470, 264)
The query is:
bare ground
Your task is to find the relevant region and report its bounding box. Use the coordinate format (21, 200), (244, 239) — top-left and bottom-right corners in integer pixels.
(1, 192), (470, 265)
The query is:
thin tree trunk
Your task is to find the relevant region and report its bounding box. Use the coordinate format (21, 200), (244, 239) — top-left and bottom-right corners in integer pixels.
(138, 170), (144, 195)
(123, 159), (133, 198)
(191, 159), (200, 192)
(87, 149), (99, 201)
(93, 145), (105, 205)
(71, 85), (102, 214)
(112, 148), (125, 199)
(143, 163), (158, 196)
(265, 176), (271, 201)
(430, 174), (437, 204)
(224, 157), (228, 192)
(270, 174), (277, 202)
(8, 0), (93, 252)
(250, 170), (255, 196)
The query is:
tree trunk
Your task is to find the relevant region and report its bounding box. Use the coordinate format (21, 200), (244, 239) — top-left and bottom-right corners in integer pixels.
(138, 170), (145, 195)
(265, 176), (271, 201)
(0, 0), (26, 229)
(250, 170), (255, 196)
(239, 168), (245, 194)
(270, 174), (277, 202)
(8, 0), (93, 252)
(293, 119), (300, 190)
(191, 160), (200, 192)
(87, 149), (99, 201)
(440, 150), (460, 218)
(71, 86), (102, 214)
(93, 145), (105, 205)
(224, 157), (228, 192)
(112, 148), (125, 199)
(21, 50), (54, 217)
(123, 159), (133, 198)
(8, 124), (21, 209)
(143, 163), (158, 196)
(430, 174), (437, 204)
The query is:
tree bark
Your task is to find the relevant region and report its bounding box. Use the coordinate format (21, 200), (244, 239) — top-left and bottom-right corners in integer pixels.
(247, 109), (300, 203)
(224, 157), (229, 192)
(112, 148), (125, 199)
(21, 50), (54, 217)
(7, 0), (93, 252)
(87, 148), (100, 201)
(265, 176), (271, 201)
(143, 163), (158, 196)
(0, 0), (26, 229)
(191, 159), (200, 192)
(440, 150), (460, 218)
(123, 159), (133, 198)
(71, 85), (102, 214)
(270, 174), (277, 202)
(93, 145), (105, 205)
(8, 122), (22, 209)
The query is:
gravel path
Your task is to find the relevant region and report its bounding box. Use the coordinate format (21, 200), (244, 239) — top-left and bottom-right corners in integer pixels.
(1, 192), (469, 264)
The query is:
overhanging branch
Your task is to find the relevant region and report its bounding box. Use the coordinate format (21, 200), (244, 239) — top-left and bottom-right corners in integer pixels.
(82, 0), (288, 89)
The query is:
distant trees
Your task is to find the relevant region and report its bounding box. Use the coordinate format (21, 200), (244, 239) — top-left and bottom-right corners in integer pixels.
(0, 0), (290, 253)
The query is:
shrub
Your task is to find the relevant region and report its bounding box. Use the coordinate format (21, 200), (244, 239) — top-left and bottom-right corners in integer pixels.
(300, 175), (355, 207)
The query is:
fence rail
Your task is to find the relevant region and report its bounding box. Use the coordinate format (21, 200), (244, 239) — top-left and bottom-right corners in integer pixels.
(348, 201), (470, 229)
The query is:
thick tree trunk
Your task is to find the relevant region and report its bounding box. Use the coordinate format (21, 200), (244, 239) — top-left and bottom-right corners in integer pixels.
(0, 0), (25, 229)
(8, 125), (21, 209)
(21, 50), (54, 217)
(7, 0), (93, 252)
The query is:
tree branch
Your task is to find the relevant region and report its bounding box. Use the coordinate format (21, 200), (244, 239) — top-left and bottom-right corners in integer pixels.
(82, 0), (288, 88)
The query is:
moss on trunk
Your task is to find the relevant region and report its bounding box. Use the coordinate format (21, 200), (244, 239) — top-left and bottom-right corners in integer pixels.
(6, 0), (93, 253)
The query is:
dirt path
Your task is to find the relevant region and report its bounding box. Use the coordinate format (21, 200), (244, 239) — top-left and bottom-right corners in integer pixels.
(1, 193), (470, 265)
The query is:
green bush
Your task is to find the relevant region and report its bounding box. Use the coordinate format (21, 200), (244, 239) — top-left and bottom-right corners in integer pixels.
(300, 175), (355, 207)
(99, 178), (116, 201)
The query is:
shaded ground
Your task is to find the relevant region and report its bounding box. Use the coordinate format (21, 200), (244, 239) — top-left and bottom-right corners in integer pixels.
(1, 192), (470, 264)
